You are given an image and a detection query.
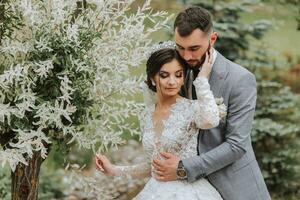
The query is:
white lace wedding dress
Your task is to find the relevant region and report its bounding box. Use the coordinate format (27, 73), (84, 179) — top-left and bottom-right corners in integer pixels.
(116, 77), (223, 200)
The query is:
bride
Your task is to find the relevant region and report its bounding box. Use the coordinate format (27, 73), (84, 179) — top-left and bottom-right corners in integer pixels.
(95, 42), (225, 200)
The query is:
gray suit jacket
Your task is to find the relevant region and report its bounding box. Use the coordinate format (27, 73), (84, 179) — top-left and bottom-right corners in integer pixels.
(182, 51), (271, 200)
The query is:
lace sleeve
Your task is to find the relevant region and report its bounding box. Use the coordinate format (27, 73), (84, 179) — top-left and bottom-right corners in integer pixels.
(115, 162), (151, 179)
(192, 76), (220, 129)
(114, 111), (152, 179)
(114, 140), (152, 179)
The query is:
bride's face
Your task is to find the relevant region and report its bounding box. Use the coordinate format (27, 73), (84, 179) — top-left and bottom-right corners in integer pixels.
(153, 59), (184, 98)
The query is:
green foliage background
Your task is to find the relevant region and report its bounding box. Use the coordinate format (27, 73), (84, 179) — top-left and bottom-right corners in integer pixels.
(0, 0), (299, 199)
(177, 0), (300, 199)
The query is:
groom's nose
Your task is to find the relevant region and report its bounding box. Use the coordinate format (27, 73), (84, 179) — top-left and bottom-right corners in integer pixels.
(182, 50), (192, 61)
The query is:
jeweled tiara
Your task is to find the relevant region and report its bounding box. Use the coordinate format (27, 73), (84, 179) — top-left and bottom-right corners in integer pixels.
(146, 41), (176, 59)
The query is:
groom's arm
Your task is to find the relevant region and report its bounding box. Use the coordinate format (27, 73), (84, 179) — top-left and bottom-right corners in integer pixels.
(182, 72), (257, 182)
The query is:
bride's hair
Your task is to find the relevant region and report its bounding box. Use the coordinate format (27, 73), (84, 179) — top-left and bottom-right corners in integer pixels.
(146, 48), (187, 92)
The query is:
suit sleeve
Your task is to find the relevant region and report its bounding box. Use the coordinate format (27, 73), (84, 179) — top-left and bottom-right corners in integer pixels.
(182, 72), (257, 182)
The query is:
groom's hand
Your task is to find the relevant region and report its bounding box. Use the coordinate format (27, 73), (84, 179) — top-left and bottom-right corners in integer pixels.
(152, 151), (180, 181)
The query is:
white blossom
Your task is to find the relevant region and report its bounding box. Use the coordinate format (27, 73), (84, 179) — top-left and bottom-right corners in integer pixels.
(19, 0), (41, 25)
(87, 0), (105, 10)
(71, 57), (91, 73)
(0, 2), (171, 191)
(10, 129), (51, 159)
(0, 103), (11, 123)
(33, 99), (75, 129)
(0, 64), (28, 85)
(66, 24), (79, 42)
(15, 87), (37, 117)
(0, 128), (52, 170)
(51, 0), (67, 25)
(58, 75), (75, 105)
(0, 40), (32, 56)
(0, 149), (28, 171)
(35, 37), (53, 52)
(33, 60), (54, 78)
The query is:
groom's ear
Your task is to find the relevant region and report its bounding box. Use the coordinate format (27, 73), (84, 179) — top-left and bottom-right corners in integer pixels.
(210, 32), (218, 45)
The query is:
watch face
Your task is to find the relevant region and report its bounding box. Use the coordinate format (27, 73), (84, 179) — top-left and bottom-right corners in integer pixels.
(177, 169), (187, 177)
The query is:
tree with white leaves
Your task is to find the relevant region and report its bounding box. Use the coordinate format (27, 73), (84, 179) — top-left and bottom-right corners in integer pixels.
(0, 0), (170, 199)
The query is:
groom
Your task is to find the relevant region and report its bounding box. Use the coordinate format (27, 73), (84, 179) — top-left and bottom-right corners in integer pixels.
(152, 6), (271, 200)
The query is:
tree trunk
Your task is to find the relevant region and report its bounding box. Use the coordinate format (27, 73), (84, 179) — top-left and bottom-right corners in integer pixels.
(11, 151), (44, 200)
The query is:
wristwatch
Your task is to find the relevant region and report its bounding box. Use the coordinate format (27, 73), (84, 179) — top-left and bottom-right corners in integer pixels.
(177, 160), (188, 180)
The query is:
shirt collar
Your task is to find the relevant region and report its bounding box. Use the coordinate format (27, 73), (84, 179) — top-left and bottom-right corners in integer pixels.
(211, 47), (218, 66)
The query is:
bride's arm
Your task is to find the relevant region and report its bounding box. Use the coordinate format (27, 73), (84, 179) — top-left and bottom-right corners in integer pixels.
(95, 111), (152, 179)
(115, 162), (151, 179)
(192, 76), (220, 129)
(95, 154), (151, 179)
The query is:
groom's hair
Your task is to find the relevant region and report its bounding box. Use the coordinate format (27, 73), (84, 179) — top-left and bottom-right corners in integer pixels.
(174, 6), (213, 37)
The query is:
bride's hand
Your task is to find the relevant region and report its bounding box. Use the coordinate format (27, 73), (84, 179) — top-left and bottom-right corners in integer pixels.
(95, 154), (117, 177)
(198, 47), (213, 78)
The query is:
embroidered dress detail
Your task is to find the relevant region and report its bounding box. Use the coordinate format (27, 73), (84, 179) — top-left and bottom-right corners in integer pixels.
(116, 77), (222, 200)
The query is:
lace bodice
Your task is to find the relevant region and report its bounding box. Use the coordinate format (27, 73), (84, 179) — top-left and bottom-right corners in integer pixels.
(116, 77), (220, 179)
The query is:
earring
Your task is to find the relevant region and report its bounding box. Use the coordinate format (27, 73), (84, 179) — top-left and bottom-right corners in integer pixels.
(151, 81), (156, 86)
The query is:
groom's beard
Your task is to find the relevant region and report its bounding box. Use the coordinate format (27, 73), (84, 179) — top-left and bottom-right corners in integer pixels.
(187, 54), (205, 69)
(187, 43), (211, 69)
(198, 53), (207, 67)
